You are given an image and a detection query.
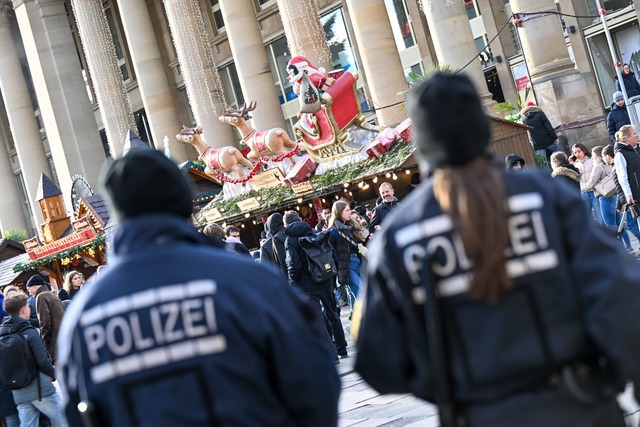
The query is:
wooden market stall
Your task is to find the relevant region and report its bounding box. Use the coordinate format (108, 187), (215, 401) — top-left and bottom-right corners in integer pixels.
(12, 175), (109, 289)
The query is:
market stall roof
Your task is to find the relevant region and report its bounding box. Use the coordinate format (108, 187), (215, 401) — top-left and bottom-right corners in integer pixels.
(78, 194), (114, 230)
(179, 160), (223, 208)
(0, 253), (31, 286)
(0, 239), (26, 262)
(36, 173), (61, 200)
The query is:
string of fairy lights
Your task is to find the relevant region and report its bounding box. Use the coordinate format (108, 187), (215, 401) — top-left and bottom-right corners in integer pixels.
(70, 0), (136, 158)
(163, 0), (228, 123)
(220, 167), (417, 230)
(278, 0), (331, 66)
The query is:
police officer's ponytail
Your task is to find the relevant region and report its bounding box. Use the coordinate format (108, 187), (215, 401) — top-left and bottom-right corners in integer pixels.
(432, 158), (511, 302)
(409, 72), (511, 303)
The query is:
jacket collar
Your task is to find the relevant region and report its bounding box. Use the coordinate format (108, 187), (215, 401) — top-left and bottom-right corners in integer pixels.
(109, 213), (204, 260)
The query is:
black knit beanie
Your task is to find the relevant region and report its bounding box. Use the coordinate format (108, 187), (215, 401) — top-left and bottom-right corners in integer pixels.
(409, 72), (491, 168)
(101, 148), (193, 220)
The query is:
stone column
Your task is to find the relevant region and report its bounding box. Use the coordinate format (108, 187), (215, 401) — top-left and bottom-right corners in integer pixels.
(276, 0), (332, 72)
(418, 0), (494, 105)
(163, 0), (236, 148)
(11, 0), (107, 207)
(476, 0), (518, 106)
(70, 0), (136, 159)
(344, 0), (409, 125)
(0, 4), (48, 225)
(509, 0), (576, 83)
(0, 104), (29, 233)
(510, 0), (607, 148)
(115, 0), (193, 162)
(557, 0), (595, 73)
(219, 0), (287, 131)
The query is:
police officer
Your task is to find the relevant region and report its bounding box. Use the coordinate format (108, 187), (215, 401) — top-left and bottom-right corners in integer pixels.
(355, 72), (640, 427)
(56, 148), (340, 427)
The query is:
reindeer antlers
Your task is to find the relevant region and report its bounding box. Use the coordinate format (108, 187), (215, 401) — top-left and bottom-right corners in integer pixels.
(224, 100), (257, 117)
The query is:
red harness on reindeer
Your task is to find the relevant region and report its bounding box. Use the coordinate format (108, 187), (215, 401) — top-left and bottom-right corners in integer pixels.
(199, 146), (222, 170)
(241, 129), (268, 153)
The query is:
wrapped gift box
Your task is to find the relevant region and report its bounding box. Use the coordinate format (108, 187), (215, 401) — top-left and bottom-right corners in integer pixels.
(365, 128), (398, 159)
(395, 117), (412, 142)
(285, 157), (317, 186)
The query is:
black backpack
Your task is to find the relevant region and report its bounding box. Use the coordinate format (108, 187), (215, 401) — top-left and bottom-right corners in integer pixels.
(298, 230), (338, 283)
(0, 327), (37, 389)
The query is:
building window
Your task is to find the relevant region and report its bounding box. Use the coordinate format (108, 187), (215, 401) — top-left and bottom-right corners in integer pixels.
(265, 8), (358, 107)
(179, 88), (197, 126)
(465, 0), (478, 19)
(321, 9), (358, 72)
(104, 4), (133, 83)
(209, 0), (225, 33)
(220, 64), (245, 109)
(266, 37), (294, 105)
(404, 64), (423, 83)
(258, 0), (275, 6)
(384, 0), (416, 51)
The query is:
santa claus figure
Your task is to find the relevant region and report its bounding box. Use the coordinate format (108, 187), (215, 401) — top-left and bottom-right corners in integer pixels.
(286, 56), (327, 95)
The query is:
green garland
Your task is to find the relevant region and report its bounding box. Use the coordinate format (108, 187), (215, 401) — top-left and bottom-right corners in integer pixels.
(13, 234), (107, 273)
(195, 142), (415, 224)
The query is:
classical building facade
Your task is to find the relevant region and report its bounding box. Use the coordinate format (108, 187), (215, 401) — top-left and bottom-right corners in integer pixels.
(0, 0), (637, 235)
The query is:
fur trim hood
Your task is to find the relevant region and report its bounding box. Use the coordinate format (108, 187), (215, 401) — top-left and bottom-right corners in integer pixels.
(520, 105), (543, 116)
(551, 164), (581, 182)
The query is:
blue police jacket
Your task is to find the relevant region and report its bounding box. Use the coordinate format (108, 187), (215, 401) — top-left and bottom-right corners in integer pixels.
(57, 214), (340, 427)
(355, 169), (640, 425)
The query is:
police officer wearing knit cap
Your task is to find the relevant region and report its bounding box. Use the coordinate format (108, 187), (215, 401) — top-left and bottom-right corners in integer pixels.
(355, 72), (640, 427)
(56, 149), (340, 427)
(607, 91), (631, 143)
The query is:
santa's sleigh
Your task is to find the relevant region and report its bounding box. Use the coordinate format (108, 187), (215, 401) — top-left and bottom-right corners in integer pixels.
(293, 70), (381, 162)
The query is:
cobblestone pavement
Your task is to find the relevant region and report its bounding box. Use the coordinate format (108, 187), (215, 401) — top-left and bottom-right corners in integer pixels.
(337, 307), (640, 426)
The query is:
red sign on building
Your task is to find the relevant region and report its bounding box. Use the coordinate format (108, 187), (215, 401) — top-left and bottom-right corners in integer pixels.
(27, 229), (97, 260)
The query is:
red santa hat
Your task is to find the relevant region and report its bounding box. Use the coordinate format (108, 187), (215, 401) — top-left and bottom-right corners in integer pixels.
(286, 56), (310, 82)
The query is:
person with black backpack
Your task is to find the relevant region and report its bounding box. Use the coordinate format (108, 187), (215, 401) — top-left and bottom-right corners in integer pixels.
(284, 210), (348, 360)
(0, 294), (67, 427)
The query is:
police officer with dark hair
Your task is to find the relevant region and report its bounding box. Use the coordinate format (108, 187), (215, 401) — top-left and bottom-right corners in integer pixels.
(56, 148), (340, 427)
(355, 72), (640, 427)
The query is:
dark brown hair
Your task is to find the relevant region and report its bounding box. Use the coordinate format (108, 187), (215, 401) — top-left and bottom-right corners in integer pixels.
(3, 294), (28, 317)
(433, 158), (511, 302)
(571, 143), (591, 157)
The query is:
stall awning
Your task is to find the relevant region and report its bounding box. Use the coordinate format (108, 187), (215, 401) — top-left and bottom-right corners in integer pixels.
(0, 253), (31, 286)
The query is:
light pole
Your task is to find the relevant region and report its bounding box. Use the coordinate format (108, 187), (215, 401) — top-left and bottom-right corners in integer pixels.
(596, 0), (640, 129)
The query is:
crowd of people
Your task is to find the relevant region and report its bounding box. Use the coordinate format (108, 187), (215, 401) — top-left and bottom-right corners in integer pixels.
(1, 69), (640, 427)
(0, 269), (88, 426)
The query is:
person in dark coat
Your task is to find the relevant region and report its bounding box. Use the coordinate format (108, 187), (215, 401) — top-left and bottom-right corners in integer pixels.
(520, 102), (558, 168)
(56, 149), (340, 427)
(263, 212), (287, 277)
(615, 64), (640, 98)
(356, 72), (640, 427)
(607, 91), (631, 143)
(224, 226), (251, 257)
(0, 382), (18, 427)
(57, 270), (85, 302)
(505, 153), (525, 171)
(283, 211), (348, 359)
(550, 151), (581, 192)
(368, 183), (399, 235)
(26, 276), (64, 364)
(0, 294), (66, 427)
